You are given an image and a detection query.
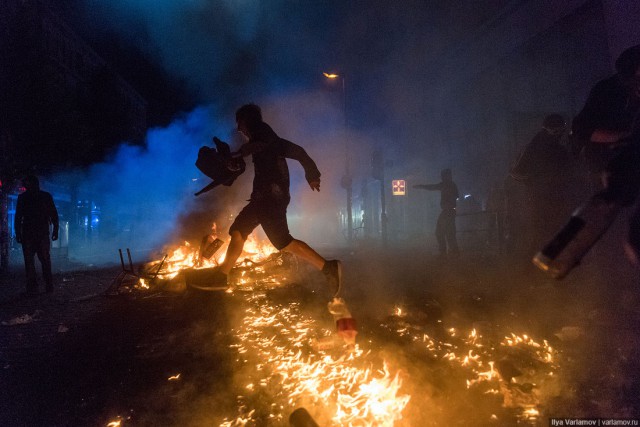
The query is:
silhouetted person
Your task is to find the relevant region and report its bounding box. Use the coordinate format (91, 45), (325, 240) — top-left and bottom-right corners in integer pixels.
(197, 104), (342, 294)
(572, 44), (640, 181)
(414, 168), (460, 258)
(510, 114), (570, 254)
(571, 45), (640, 263)
(533, 45), (640, 279)
(14, 175), (59, 296)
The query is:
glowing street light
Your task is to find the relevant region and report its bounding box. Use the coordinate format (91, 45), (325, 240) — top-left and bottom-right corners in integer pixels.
(323, 71), (353, 244)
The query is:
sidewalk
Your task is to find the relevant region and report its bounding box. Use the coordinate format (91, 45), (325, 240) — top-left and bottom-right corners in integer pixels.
(0, 256), (231, 426)
(0, 259), (119, 374)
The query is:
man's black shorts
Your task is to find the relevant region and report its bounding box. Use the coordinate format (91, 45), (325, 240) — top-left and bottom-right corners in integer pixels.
(229, 198), (293, 250)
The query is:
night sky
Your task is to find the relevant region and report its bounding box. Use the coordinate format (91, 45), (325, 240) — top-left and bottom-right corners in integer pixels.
(64, 0), (510, 129)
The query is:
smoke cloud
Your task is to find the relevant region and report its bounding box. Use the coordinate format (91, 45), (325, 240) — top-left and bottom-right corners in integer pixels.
(57, 89), (397, 264)
(63, 0), (524, 263)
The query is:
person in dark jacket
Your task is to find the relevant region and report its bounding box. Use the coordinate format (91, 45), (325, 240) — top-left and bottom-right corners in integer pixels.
(198, 104), (342, 295)
(14, 175), (59, 296)
(571, 45), (640, 178)
(414, 168), (460, 258)
(570, 45), (640, 264)
(510, 114), (570, 253)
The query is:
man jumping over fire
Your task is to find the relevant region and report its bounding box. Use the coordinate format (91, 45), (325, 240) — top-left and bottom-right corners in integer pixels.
(195, 103), (342, 295)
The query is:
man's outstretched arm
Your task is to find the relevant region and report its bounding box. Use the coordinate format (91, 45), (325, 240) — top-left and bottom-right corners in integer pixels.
(47, 193), (59, 241)
(413, 183), (442, 191)
(281, 139), (322, 191)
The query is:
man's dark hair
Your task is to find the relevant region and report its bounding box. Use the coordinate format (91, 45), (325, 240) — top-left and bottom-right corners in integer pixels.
(615, 44), (640, 78)
(22, 175), (40, 190)
(236, 104), (263, 127)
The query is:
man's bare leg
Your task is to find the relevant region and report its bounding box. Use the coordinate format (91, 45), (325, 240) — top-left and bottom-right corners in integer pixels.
(281, 239), (326, 270)
(219, 230), (246, 275)
(282, 239), (342, 296)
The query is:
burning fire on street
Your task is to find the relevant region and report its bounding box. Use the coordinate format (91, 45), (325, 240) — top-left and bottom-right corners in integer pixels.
(108, 228), (563, 426)
(220, 292), (411, 426)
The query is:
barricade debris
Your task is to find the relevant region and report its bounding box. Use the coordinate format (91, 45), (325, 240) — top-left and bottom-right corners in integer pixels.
(2, 310), (43, 326)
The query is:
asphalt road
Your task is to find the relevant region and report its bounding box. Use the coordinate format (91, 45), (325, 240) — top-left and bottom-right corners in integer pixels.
(0, 242), (638, 427)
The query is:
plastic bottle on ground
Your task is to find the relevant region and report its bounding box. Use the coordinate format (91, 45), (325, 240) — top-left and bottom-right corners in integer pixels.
(327, 297), (358, 347)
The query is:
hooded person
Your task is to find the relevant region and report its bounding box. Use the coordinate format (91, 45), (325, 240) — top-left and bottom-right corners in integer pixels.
(191, 104), (343, 296)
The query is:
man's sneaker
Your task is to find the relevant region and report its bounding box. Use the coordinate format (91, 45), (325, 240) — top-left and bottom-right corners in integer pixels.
(322, 260), (343, 297)
(187, 268), (228, 291)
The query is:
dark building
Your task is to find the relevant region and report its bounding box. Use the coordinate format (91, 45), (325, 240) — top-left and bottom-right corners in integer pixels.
(0, 0), (147, 270)
(0, 0), (146, 169)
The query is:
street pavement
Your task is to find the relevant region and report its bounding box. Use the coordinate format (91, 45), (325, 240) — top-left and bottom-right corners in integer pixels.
(0, 242), (638, 426)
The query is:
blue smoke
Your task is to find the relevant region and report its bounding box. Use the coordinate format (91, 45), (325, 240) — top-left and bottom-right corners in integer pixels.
(67, 106), (228, 263)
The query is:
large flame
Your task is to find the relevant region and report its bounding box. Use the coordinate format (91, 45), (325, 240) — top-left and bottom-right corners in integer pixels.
(140, 224), (277, 284)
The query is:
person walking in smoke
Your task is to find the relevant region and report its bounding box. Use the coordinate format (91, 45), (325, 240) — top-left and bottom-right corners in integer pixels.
(509, 114), (571, 255)
(414, 168), (460, 258)
(196, 103), (342, 294)
(14, 175), (59, 297)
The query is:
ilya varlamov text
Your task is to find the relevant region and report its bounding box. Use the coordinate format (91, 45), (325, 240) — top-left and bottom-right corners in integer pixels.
(550, 419), (639, 426)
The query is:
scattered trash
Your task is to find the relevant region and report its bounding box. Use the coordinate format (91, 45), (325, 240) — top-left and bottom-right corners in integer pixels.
(554, 326), (584, 341)
(2, 310), (43, 326)
(328, 298), (357, 347)
(289, 407), (320, 427)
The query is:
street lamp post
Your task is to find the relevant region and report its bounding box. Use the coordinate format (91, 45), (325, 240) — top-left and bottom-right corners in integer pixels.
(323, 72), (353, 244)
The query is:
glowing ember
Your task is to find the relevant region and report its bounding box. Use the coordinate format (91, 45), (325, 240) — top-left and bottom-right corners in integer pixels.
(381, 304), (560, 419)
(222, 292), (410, 426)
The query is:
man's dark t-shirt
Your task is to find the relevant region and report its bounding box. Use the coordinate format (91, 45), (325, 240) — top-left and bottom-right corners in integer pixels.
(240, 122), (321, 201)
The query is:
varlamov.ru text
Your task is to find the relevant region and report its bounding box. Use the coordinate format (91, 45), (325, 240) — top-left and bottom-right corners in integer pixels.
(550, 419), (639, 426)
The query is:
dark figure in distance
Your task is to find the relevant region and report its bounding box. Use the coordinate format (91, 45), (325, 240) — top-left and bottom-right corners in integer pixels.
(414, 169), (460, 258)
(204, 104), (342, 294)
(14, 175), (59, 296)
(510, 114), (570, 254)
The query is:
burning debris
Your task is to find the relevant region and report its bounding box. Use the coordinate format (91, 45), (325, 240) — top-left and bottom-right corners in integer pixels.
(105, 227), (284, 296)
(104, 230), (567, 426)
(380, 303), (560, 424)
